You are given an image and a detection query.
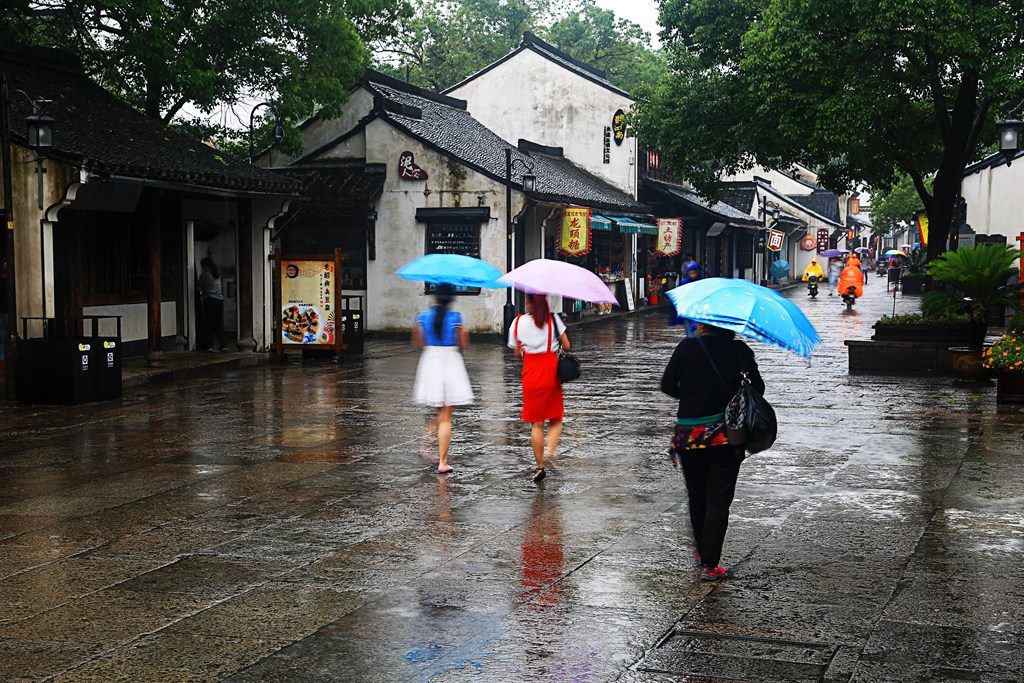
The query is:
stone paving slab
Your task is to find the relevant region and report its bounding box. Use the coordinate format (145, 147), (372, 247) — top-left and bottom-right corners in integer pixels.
(1, 284), (1023, 681)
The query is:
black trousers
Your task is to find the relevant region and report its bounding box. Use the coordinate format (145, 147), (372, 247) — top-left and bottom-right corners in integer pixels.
(680, 445), (744, 568)
(203, 297), (225, 349)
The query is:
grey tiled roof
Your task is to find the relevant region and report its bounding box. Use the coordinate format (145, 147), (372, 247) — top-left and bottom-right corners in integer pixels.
(718, 185), (757, 215)
(1, 44), (299, 194)
(790, 190), (841, 224)
(366, 72), (647, 214)
(647, 180), (759, 225)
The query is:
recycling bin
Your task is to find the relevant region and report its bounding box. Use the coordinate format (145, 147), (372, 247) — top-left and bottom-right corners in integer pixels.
(18, 316), (121, 404)
(339, 295), (364, 356)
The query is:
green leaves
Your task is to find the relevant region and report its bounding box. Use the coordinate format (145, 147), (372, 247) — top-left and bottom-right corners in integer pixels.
(5, 0), (411, 152)
(923, 244), (1024, 325)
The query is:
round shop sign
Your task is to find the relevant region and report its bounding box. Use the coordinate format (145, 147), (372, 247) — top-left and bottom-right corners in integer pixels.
(801, 235), (817, 251)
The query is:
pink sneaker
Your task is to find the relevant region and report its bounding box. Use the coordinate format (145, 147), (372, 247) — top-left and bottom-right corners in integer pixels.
(700, 566), (726, 581)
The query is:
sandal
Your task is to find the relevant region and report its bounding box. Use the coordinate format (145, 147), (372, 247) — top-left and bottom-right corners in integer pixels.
(532, 467), (546, 483)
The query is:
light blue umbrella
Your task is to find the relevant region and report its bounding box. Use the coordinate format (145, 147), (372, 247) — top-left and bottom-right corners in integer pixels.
(666, 278), (821, 356)
(396, 253), (510, 288)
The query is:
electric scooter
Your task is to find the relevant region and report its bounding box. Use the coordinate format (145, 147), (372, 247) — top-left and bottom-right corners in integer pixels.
(842, 285), (858, 311)
(807, 275), (820, 298)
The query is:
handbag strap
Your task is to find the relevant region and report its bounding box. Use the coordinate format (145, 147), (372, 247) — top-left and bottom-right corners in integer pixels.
(696, 336), (749, 391)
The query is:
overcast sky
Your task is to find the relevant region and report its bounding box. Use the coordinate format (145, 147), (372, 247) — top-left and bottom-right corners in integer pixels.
(595, 0), (661, 42)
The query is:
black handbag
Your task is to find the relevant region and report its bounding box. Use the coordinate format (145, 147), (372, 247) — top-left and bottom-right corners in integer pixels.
(700, 338), (776, 453)
(557, 350), (581, 383)
(550, 314), (580, 382)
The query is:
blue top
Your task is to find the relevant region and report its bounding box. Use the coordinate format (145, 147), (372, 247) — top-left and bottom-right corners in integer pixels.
(416, 308), (463, 346)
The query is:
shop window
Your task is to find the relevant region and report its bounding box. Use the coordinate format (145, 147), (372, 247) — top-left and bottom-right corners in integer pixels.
(738, 236), (754, 268)
(75, 209), (178, 305)
(425, 223), (482, 295)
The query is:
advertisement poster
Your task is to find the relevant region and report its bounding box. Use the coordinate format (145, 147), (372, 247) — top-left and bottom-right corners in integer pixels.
(558, 206), (592, 256)
(655, 218), (682, 256)
(915, 212), (929, 246)
(280, 260), (336, 346)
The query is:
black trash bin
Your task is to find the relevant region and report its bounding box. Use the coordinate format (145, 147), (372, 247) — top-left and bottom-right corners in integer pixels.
(339, 295), (364, 356)
(87, 316), (123, 400)
(18, 335), (97, 405)
(18, 316), (122, 404)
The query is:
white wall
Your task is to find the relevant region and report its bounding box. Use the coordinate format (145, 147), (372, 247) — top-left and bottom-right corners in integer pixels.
(360, 119), (520, 333)
(260, 89), (375, 167)
(960, 160), (1024, 237)
(447, 49), (638, 197)
(81, 302), (177, 341)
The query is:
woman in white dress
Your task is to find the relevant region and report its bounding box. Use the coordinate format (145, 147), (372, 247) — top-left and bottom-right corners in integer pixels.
(412, 284), (473, 473)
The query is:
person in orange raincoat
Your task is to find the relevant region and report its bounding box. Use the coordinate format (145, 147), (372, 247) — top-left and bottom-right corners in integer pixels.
(838, 255), (864, 298)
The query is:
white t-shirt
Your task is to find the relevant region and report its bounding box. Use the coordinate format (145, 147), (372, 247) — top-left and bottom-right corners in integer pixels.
(508, 313), (567, 354)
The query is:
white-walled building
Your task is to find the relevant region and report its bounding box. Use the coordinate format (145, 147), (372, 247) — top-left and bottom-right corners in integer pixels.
(961, 151), (1024, 243)
(444, 33), (638, 196)
(264, 71), (647, 334)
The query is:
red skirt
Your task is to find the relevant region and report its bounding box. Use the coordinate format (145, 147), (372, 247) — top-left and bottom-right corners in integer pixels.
(520, 352), (564, 422)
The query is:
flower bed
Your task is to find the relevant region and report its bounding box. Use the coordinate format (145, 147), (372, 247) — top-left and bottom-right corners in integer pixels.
(872, 313), (972, 343)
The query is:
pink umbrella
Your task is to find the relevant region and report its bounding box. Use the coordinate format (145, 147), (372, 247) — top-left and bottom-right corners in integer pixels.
(497, 258), (619, 304)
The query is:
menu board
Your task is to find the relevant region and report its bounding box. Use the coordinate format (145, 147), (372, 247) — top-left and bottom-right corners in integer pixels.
(280, 259), (337, 346)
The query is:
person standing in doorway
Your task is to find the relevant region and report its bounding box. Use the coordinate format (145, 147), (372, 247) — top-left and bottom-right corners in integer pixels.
(509, 294), (570, 483)
(0, 257), (8, 376)
(661, 322), (765, 581)
(199, 257), (227, 351)
(412, 283), (473, 474)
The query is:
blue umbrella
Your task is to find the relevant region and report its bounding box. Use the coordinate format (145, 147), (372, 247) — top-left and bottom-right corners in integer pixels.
(396, 253), (510, 288)
(666, 278), (821, 356)
(768, 259), (790, 279)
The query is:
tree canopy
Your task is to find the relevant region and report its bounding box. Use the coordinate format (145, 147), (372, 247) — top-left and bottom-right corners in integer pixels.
(373, 0), (665, 93)
(870, 175), (930, 237)
(635, 0), (1024, 261)
(2, 0), (411, 152)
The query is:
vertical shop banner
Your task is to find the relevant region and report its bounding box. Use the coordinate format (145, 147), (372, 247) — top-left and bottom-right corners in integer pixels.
(767, 229), (785, 252)
(558, 206), (592, 256)
(816, 228), (829, 253)
(655, 218), (682, 256)
(280, 259), (337, 346)
(915, 212), (929, 246)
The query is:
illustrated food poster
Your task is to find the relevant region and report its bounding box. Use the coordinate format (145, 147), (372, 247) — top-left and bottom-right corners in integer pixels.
(280, 260), (336, 346)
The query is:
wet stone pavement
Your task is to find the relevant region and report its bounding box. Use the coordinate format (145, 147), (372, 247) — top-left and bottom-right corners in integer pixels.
(1, 281), (1023, 682)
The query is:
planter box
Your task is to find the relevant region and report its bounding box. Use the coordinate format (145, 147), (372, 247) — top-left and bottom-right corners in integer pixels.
(997, 370), (1024, 403)
(901, 274), (925, 295)
(871, 323), (974, 344)
(846, 339), (955, 375)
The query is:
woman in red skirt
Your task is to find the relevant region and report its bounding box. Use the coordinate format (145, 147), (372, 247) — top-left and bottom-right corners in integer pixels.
(508, 294), (570, 482)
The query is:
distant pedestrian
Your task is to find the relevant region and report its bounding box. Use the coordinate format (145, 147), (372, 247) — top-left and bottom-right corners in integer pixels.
(412, 284), (473, 474)
(509, 294), (570, 483)
(198, 257), (227, 351)
(827, 259), (842, 295)
(669, 262), (700, 337)
(661, 322), (765, 581)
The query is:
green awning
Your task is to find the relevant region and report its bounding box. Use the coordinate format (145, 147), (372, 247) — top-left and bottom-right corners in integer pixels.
(607, 215), (658, 235)
(591, 214), (613, 231)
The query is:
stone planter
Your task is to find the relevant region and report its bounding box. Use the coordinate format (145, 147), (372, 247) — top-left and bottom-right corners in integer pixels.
(846, 340), (955, 375)
(996, 370), (1024, 403)
(872, 324), (973, 344)
(948, 346), (991, 381)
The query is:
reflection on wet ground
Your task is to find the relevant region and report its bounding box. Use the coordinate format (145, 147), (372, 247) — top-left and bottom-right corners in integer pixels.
(1, 283), (1023, 681)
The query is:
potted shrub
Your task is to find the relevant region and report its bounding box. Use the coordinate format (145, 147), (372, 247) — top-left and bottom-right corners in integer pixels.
(898, 248), (929, 295)
(923, 244), (1024, 380)
(983, 313), (1024, 403)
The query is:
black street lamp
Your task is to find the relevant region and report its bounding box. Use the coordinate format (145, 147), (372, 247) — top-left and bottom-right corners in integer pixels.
(757, 197), (781, 284)
(503, 147), (536, 341)
(997, 98), (1024, 165)
(248, 102), (285, 164)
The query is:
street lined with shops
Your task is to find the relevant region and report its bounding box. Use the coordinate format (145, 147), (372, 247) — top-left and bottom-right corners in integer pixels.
(1, 284), (1022, 681)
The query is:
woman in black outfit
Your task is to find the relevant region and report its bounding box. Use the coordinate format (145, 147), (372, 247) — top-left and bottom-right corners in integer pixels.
(661, 322), (765, 581)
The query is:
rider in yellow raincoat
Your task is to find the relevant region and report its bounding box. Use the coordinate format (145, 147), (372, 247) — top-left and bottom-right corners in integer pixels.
(838, 255), (864, 298)
(802, 258), (824, 281)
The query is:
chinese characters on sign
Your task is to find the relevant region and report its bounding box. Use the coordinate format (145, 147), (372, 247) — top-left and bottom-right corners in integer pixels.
(398, 151), (427, 180)
(603, 126), (611, 164)
(612, 109), (626, 146)
(655, 218), (682, 256)
(816, 228), (830, 253)
(280, 260), (337, 346)
(850, 198), (860, 215)
(767, 229), (785, 252)
(558, 206), (592, 257)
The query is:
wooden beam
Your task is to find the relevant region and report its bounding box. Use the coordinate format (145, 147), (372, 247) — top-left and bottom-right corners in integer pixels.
(145, 192), (164, 365)
(237, 199), (253, 351)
